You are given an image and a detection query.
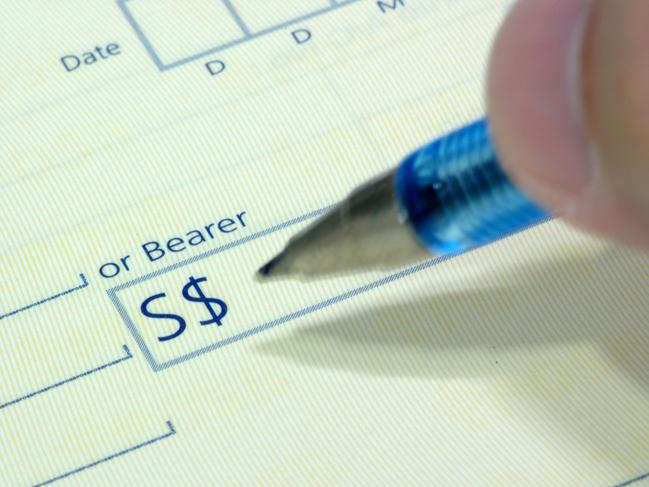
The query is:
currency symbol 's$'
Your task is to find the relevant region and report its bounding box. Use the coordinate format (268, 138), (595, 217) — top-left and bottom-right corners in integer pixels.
(181, 276), (228, 326)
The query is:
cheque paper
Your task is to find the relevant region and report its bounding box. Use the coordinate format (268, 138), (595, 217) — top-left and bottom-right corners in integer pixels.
(1, 0), (648, 485)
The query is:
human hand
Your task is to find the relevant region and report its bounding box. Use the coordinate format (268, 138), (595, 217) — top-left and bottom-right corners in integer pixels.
(489, 0), (649, 249)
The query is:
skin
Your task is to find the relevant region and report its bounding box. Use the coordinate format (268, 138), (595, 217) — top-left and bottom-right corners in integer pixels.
(488, 0), (649, 249)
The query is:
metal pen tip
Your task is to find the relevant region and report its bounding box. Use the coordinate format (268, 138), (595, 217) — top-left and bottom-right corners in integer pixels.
(254, 171), (430, 283)
(255, 251), (289, 281)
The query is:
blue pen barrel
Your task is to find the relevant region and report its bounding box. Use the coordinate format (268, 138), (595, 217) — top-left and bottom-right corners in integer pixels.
(395, 119), (549, 255)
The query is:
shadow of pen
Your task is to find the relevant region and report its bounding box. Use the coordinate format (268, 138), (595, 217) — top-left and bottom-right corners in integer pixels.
(256, 245), (649, 475)
(256, 246), (648, 390)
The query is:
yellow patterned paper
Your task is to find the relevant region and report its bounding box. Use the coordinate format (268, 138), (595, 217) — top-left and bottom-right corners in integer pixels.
(0, 1), (647, 485)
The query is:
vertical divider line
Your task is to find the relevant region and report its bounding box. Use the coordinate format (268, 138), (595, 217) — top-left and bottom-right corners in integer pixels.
(117, 0), (167, 71)
(221, 0), (253, 38)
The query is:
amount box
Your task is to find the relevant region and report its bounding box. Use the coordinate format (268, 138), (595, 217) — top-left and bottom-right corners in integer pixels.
(118, 0), (362, 70)
(107, 208), (445, 371)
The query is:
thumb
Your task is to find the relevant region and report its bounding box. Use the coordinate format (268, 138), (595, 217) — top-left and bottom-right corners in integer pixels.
(488, 0), (649, 249)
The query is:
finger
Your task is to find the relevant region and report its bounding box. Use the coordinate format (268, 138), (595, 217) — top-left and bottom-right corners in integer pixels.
(488, 0), (649, 249)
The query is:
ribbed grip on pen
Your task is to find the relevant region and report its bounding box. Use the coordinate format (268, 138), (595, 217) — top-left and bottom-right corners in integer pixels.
(395, 119), (549, 255)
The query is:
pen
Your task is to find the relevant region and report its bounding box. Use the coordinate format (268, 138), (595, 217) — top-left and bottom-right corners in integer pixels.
(256, 118), (550, 280)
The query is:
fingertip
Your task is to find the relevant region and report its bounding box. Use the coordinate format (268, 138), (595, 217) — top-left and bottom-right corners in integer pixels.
(487, 0), (593, 211)
(488, 0), (649, 249)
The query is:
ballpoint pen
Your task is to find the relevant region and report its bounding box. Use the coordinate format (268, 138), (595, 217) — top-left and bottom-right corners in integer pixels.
(256, 118), (550, 280)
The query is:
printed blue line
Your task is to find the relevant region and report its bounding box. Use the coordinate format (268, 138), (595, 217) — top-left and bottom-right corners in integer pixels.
(118, 0), (363, 71)
(0, 274), (88, 321)
(154, 254), (460, 371)
(154, 214), (549, 371)
(0, 345), (132, 411)
(163, 1), (364, 71)
(108, 206), (333, 293)
(108, 291), (159, 370)
(614, 472), (649, 487)
(117, 0), (166, 71)
(33, 420), (175, 486)
(221, 0), (252, 37)
(108, 204), (551, 371)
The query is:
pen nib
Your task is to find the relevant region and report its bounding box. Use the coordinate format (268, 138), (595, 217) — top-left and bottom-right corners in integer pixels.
(255, 252), (289, 281)
(254, 171), (430, 282)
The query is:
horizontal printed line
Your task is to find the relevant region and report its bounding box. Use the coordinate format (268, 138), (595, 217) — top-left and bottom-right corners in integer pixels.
(0, 274), (88, 321)
(33, 420), (176, 486)
(109, 204), (552, 370)
(108, 206), (333, 293)
(0, 345), (132, 410)
(613, 471), (649, 487)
